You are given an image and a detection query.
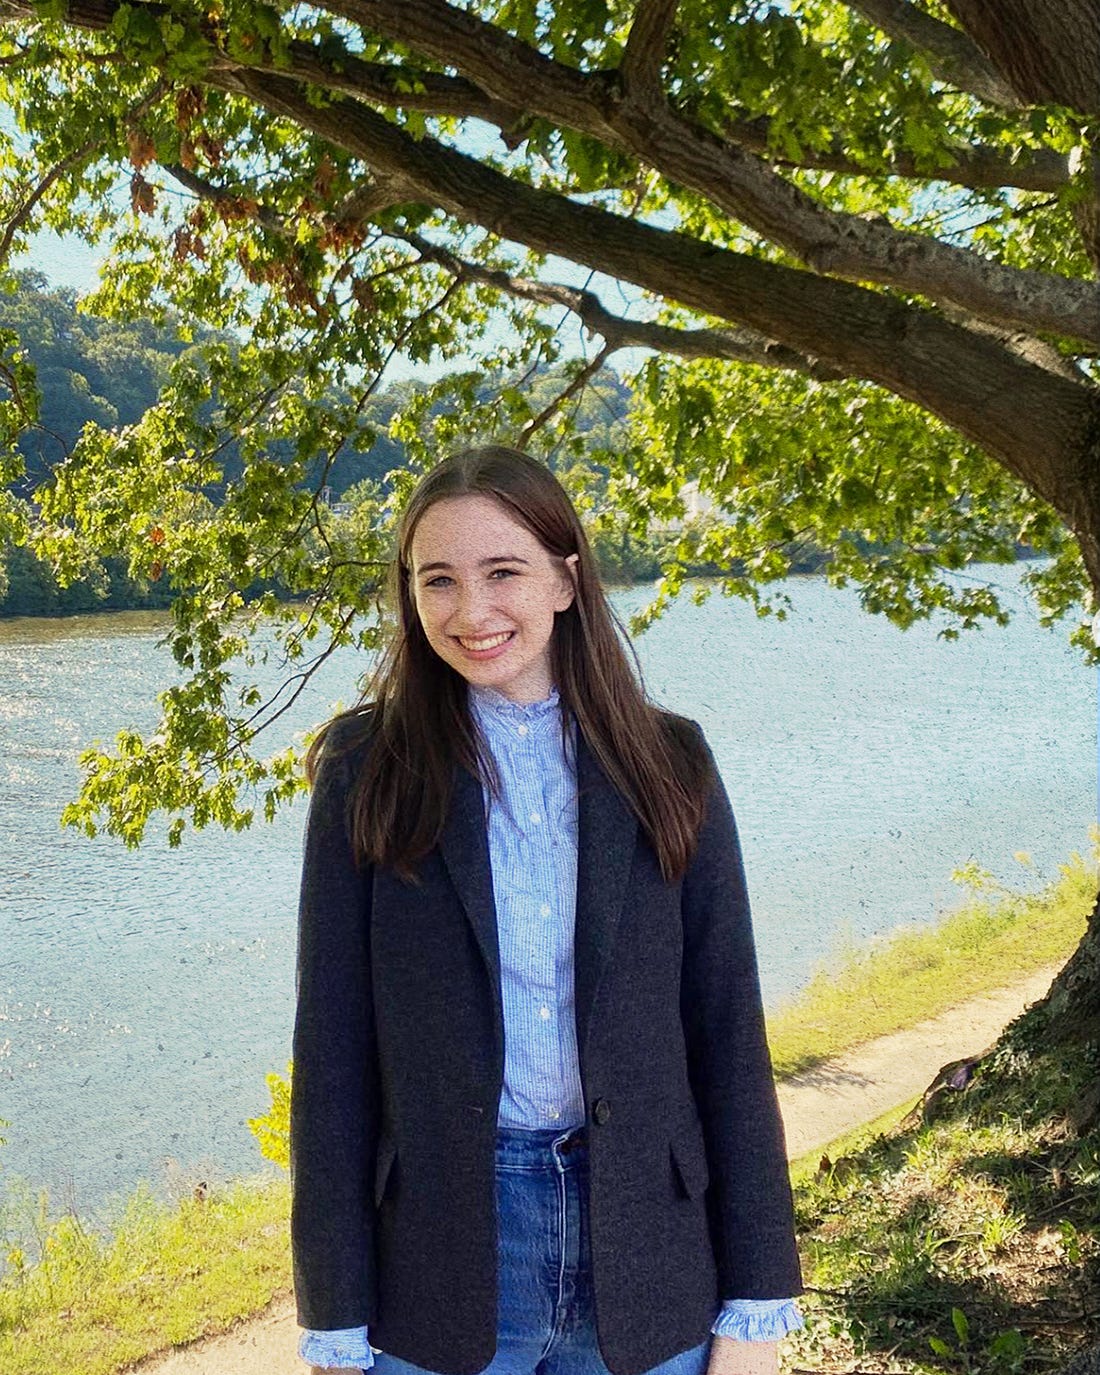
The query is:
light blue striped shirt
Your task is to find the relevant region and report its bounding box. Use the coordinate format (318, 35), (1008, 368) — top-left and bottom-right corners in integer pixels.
(299, 685), (801, 1369)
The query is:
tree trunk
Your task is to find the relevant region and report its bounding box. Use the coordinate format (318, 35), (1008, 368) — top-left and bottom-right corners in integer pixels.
(1040, 893), (1100, 1048)
(998, 430), (1100, 1053)
(945, 0), (1100, 116)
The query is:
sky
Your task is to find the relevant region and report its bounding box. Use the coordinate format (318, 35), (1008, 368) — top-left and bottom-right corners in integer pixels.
(17, 228), (105, 294)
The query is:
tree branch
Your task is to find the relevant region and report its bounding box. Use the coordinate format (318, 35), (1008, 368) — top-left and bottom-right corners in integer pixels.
(164, 160), (410, 233)
(329, 0), (613, 129)
(515, 342), (613, 449)
(402, 232), (848, 379)
(267, 38), (523, 129)
(0, 356), (39, 426)
(943, 0), (1100, 118)
(230, 6), (1069, 198)
(842, 0), (1022, 108)
(0, 135), (101, 264)
(165, 159), (840, 379)
(222, 67), (1097, 521)
(0, 78), (168, 263)
(620, 0), (680, 101)
(234, 605), (357, 741)
(317, 0), (1100, 344)
(164, 161), (283, 231)
(11, 0), (1094, 341)
(721, 111), (1073, 194)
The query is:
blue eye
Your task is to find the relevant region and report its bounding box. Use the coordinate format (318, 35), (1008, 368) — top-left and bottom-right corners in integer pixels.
(489, 568), (518, 579)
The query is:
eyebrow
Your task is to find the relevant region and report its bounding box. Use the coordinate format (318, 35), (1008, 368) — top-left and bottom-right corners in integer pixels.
(415, 555), (531, 575)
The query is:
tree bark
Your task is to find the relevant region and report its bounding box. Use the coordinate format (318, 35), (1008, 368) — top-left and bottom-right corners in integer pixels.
(846, 0), (1022, 107)
(1040, 894), (1100, 1048)
(945, 0), (1100, 117)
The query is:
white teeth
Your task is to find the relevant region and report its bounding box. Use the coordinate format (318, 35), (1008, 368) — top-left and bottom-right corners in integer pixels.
(458, 632), (512, 650)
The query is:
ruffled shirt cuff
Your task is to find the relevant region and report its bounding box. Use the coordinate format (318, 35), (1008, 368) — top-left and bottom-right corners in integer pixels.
(300, 1299), (803, 1367)
(298, 1325), (374, 1369)
(711, 1297), (804, 1342)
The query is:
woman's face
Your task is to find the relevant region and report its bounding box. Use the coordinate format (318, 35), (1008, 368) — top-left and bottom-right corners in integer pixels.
(409, 494), (578, 703)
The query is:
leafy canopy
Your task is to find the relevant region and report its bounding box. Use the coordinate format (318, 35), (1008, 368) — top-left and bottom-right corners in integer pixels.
(0, 0), (1097, 843)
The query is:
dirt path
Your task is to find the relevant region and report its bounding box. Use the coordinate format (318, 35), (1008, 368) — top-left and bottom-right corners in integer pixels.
(776, 964), (1058, 1159)
(130, 965), (1059, 1375)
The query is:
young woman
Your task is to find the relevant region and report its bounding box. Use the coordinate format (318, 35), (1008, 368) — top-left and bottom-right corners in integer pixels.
(291, 446), (803, 1375)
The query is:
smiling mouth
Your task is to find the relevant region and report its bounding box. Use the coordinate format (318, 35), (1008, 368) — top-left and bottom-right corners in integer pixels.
(456, 631), (514, 651)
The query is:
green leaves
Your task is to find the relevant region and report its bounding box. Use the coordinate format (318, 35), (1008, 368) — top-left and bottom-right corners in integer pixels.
(108, 0), (213, 76)
(616, 353), (1077, 639)
(248, 1062), (292, 1169)
(0, 0), (1095, 848)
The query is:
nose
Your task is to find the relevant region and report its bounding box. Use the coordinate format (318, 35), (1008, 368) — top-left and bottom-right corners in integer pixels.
(450, 579), (496, 629)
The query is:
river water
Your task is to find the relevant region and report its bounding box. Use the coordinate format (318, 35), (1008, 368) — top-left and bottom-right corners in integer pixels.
(0, 564), (1093, 1219)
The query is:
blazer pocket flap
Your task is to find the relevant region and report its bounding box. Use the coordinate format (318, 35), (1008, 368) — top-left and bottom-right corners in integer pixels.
(374, 1134), (398, 1208)
(669, 1127), (710, 1200)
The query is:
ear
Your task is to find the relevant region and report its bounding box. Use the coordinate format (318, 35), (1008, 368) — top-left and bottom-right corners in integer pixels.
(555, 553), (579, 611)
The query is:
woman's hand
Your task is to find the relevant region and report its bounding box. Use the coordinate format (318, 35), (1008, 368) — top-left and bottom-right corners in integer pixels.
(706, 1336), (779, 1375)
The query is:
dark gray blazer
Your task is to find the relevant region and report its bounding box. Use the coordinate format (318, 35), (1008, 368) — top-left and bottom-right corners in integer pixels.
(290, 713), (802, 1375)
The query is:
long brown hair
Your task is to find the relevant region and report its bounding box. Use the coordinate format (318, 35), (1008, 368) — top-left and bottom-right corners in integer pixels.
(305, 446), (713, 881)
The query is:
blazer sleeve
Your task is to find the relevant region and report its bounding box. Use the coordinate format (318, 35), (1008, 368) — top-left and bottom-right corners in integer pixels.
(679, 728), (803, 1300)
(290, 721), (381, 1330)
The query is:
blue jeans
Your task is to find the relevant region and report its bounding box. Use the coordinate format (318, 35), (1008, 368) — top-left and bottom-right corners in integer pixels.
(370, 1124), (713, 1375)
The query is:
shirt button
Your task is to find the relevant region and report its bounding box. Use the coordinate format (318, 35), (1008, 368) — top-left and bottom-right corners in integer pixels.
(517, 724), (529, 737)
(539, 902), (551, 917)
(539, 1005), (551, 1020)
(529, 812), (541, 825)
(548, 1107), (561, 1120)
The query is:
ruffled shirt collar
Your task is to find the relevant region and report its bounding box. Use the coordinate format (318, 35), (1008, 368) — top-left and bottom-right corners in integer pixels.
(468, 682), (562, 722)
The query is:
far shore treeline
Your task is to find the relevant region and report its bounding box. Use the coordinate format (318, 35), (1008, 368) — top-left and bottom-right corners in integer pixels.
(2, 271), (1026, 619)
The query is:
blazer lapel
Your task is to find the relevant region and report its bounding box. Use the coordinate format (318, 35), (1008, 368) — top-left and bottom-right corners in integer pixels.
(574, 729), (638, 1062)
(438, 763), (502, 1015)
(437, 731), (639, 1076)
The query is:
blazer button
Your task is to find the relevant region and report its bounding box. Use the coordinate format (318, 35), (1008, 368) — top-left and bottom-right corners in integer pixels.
(592, 1098), (611, 1126)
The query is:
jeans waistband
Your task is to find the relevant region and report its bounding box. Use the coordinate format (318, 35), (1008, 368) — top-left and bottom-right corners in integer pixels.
(494, 1122), (588, 1169)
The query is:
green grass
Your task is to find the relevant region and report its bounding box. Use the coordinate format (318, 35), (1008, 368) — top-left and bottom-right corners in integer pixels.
(0, 1175), (290, 1375)
(789, 1005), (1100, 1374)
(767, 841), (1096, 1078)
(789, 1096), (922, 1186)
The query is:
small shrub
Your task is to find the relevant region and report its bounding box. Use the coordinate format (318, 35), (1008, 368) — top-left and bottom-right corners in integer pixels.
(248, 1061), (291, 1170)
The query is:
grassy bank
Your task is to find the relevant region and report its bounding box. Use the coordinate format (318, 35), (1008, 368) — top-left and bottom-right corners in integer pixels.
(788, 1004), (1100, 1373)
(0, 845), (1095, 1375)
(766, 842), (1096, 1077)
(0, 1177), (290, 1375)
